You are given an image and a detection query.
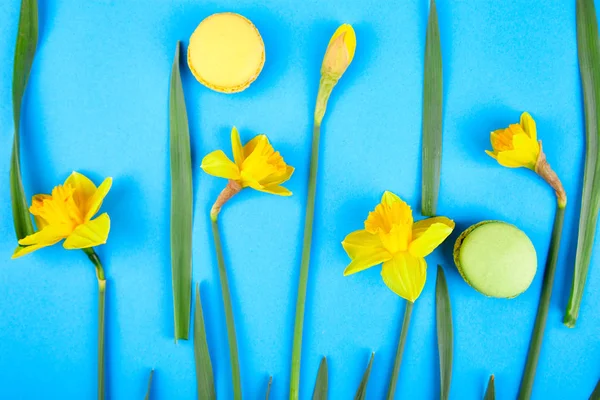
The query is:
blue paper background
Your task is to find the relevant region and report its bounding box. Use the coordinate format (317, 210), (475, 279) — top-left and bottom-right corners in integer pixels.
(0, 0), (599, 399)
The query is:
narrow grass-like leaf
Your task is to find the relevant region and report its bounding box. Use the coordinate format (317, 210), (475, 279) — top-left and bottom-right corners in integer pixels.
(436, 266), (453, 400)
(312, 358), (328, 400)
(566, 0), (600, 327)
(144, 369), (154, 400)
(421, 0), (443, 217)
(590, 379), (600, 400)
(170, 41), (193, 340)
(353, 353), (374, 400)
(484, 375), (495, 400)
(265, 376), (273, 400)
(10, 0), (38, 240)
(194, 284), (216, 400)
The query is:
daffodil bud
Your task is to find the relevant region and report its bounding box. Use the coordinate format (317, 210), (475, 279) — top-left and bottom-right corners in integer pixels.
(314, 24), (357, 125)
(320, 24), (356, 81)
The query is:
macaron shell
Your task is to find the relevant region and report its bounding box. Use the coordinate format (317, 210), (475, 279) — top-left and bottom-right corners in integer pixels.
(187, 12), (265, 93)
(455, 221), (537, 298)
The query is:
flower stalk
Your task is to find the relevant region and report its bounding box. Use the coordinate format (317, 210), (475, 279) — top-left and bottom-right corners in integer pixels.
(386, 301), (413, 400)
(518, 144), (566, 400)
(289, 24), (356, 399)
(201, 127), (293, 400)
(210, 188), (242, 400)
(485, 112), (567, 399)
(83, 247), (106, 400)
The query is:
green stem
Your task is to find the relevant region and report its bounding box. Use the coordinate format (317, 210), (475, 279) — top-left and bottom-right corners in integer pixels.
(83, 247), (106, 400)
(289, 76), (336, 400)
(290, 125), (321, 400)
(386, 301), (414, 400)
(211, 218), (242, 400)
(518, 204), (565, 400)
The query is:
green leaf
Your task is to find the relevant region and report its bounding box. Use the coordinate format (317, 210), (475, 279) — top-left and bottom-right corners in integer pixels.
(144, 369), (154, 400)
(421, 0), (443, 217)
(312, 358), (328, 400)
(353, 353), (374, 400)
(170, 41), (193, 341)
(10, 0), (38, 240)
(436, 266), (453, 400)
(484, 375), (495, 400)
(265, 376), (273, 400)
(194, 284), (216, 400)
(590, 379), (600, 400)
(566, 0), (600, 327)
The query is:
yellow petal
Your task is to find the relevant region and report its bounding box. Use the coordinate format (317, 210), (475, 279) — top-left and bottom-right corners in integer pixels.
(255, 185), (293, 196)
(520, 112), (537, 141)
(13, 226), (67, 258)
(409, 219), (455, 258)
(201, 150), (241, 180)
(242, 135), (265, 158)
(513, 134), (540, 155)
(496, 135), (539, 169)
(84, 178), (112, 221)
(381, 253), (427, 302)
(342, 229), (385, 259)
(260, 166), (295, 187)
(12, 240), (62, 259)
(63, 213), (111, 249)
(231, 127), (244, 166)
(64, 171), (97, 211)
(343, 249), (392, 276)
(485, 150), (498, 160)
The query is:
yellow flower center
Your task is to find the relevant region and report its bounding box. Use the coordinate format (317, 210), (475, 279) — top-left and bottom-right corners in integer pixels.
(30, 184), (83, 235)
(364, 199), (413, 254)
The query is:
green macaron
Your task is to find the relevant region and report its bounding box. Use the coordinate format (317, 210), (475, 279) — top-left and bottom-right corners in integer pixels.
(453, 221), (537, 298)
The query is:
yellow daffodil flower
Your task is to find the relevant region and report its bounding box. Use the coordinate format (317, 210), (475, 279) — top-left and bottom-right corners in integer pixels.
(485, 112), (541, 170)
(342, 191), (454, 302)
(12, 172), (112, 259)
(321, 24), (356, 80)
(201, 127), (294, 197)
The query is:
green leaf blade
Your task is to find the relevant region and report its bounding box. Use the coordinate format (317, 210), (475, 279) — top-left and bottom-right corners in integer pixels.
(312, 358), (328, 400)
(484, 375), (495, 400)
(566, 0), (600, 327)
(590, 379), (600, 400)
(194, 284), (216, 400)
(421, 0), (443, 217)
(170, 41), (193, 341)
(144, 369), (154, 400)
(436, 265), (453, 400)
(353, 353), (374, 400)
(265, 376), (273, 400)
(10, 0), (38, 240)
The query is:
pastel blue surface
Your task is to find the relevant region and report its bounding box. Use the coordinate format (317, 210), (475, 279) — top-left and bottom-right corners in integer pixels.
(0, 0), (599, 399)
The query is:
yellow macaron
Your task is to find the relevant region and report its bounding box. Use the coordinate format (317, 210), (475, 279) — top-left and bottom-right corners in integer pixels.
(187, 12), (265, 93)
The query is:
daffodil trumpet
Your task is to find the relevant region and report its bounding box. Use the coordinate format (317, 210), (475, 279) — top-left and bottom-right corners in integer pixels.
(485, 112), (567, 400)
(11, 171), (112, 400)
(201, 127), (293, 399)
(289, 24), (356, 400)
(341, 191), (455, 399)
